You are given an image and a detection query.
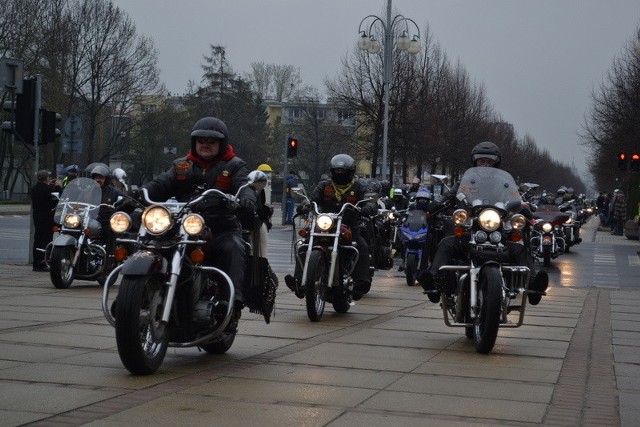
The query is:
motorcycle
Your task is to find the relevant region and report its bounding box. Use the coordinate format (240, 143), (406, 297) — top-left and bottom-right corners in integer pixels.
(101, 176), (270, 375)
(433, 167), (542, 354)
(399, 207), (429, 286)
(290, 195), (371, 322)
(531, 204), (570, 266)
(362, 207), (395, 271)
(558, 200), (582, 250)
(47, 177), (114, 289)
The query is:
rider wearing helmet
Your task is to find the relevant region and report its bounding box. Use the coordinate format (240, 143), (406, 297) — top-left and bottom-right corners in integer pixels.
(471, 141), (501, 167)
(417, 141), (549, 305)
(392, 188), (408, 210)
(248, 170), (273, 257)
(140, 117), (256, 326)
(111, 168), (129, 193)
(285, 154), (377, 301)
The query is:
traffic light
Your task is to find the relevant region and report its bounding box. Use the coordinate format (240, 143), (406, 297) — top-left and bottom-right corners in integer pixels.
(631, 153), (640, 172)
(1, 78), (36, 144)
(617, 152), (628, 171)
(40, 110), (62, 145)
(287, 137), (298, 158)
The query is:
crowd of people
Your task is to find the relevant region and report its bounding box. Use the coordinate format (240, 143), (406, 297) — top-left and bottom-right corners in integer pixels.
(29, 114), (640, 320)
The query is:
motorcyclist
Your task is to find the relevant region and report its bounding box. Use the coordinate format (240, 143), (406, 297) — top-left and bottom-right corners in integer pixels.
(284, 154), (377, 301)
(111, 168), (129, 194)
(417, 141), (549, 305)
(247, 170), (273, 257)
(139, 117), (256, 326)
(391, 188), (409, 210)
(398, 188), (433, 272)
(90, 164), (126, 260)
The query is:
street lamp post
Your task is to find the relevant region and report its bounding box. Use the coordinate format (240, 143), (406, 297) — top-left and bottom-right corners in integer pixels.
(357, 0), (420, 181)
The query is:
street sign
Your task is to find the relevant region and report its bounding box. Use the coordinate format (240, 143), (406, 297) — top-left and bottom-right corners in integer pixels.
(63, 115), (82, 137)
(0, 58), (24, 94)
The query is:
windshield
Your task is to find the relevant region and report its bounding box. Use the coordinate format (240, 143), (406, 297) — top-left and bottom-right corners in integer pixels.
(405, 209), (427, 232)
(54, 177), (102, 222)
(457, 167), (522, 210)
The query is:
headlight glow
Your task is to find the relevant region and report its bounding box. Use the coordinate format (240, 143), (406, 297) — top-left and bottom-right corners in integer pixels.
(478, 208), (501, 231)
(110, 212), (131, 233)
(316, 215), (333, 231)
(63, 214), (81, 229)
(542, 222), (553, 233)
(183, 214), (204, 236)
(142, 206), (172, 235)
(452, 209), (468, 225)
(510, 214), (526, 230)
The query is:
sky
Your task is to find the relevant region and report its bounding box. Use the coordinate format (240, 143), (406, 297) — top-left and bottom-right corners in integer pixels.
(111, 0), (640, 183)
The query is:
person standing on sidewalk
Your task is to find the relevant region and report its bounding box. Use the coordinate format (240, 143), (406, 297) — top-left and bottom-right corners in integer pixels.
(611, 191), (627, 236)
(30, 170), (61, 271)
(285, 170), (298, 225)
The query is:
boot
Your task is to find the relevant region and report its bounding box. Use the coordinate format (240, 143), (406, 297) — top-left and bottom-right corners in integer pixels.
(285, 274), (304, 299)
(352, 280), (371, 301)
(417, 270), (441, 303)
(528, 271), (549, 306)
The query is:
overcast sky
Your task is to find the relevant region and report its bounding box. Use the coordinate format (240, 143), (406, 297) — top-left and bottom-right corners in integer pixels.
(112, 0), (639, 181)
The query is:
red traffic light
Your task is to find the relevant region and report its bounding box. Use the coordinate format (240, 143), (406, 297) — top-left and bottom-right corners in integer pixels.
(618, 152), (626, 160)
(632, 153), (640, 161)
(287, 137), (298, 157)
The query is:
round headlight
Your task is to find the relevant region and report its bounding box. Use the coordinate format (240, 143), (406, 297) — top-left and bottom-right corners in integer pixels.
(489, 231), (502, 243)
(63, 214), (81, 229)
(183, 214), (204, 236)
(142, 206), (172, 235)
(510, 214), (526, 230)
(452, 209), (468, 225)
(478, 208), (501, 232)
(542, 222), (553, 233)
(316, 215), (334, 231)
(110, 212), (131, 233)
(474, 230), (488, 243)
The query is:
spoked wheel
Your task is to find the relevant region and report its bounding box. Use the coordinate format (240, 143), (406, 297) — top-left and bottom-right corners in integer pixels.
(472, 266), (502, 354)
(49, 246), (75, 289)
(305, 250), (327, 322)
(405, 252), (418, 286)
(115, 274), (168, 375)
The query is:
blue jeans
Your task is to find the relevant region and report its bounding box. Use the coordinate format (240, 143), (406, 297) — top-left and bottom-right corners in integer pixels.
(285, 198), (295, 224)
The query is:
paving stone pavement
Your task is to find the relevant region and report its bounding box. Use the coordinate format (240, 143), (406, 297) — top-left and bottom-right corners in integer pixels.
(0, 207), (639, 425)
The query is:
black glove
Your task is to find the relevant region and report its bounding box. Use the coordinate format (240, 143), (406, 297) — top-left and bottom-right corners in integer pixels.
(296, 203), (309, 215)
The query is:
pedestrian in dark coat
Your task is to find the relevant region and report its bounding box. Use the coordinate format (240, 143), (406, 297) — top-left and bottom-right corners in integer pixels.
(30, 170), (61, 271)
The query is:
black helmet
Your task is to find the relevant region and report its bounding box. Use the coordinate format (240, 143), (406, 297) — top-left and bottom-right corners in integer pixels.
(471, 141), (501, 167)
(190, 117), (229, 155)
(330, 154), (356, 185)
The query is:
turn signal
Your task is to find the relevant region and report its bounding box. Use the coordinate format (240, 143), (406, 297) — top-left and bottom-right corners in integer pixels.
(299, 229), (309, 238)
(510, 231), (522, 242)
(113, 246), (128, 262)
(190, 248), (205, 264)
(453, 226), (465, 237)
(52, 225), (59, 232)
(339, 224), (353, 244)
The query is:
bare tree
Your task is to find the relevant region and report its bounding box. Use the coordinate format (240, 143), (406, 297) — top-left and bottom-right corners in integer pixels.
(65, 0), (161, 163)
(246, 62), (301, 102)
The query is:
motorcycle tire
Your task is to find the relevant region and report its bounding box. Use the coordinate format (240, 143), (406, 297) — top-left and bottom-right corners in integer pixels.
(405, 253), (418, 286)
(543, 251), (551, 267)
(115, 274), (168, 375)
(49, 246), (75, 289)
(305, 250), (327, 322)
(201, 327), (237, 355)
(473, 266), (502, 354)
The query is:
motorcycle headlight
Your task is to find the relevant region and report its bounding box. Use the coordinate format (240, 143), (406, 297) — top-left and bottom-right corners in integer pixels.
(564, 217), (573, 224)
(510, 214), (526, 230)
(142, 206), (172, 235)
(489, 231), (502, 243)
(478, 208), (501, 232)
(110, 212), (131, 233)
(474, 230), (488, 243)
(63, 214), (82, 229)
(316, 215), (334, 231)
(542, 222), (553, 233)
(183, 213), (204, 236)
(452, 209), (468, 225)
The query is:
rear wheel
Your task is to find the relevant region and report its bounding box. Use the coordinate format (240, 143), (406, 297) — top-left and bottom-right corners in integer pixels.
(405, 252), (418, 286)
(305, 250), (327, 322)
(473, 267), (502, 354)
(49, 246), (75, 289)
(115, 274), (168, 375)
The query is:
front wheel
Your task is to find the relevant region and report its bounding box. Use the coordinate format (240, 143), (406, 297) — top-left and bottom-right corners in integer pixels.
(405, 252), (418, 286)
(473, 266), (502, 354)
(115, 274), (168, 375)
(49, 246), (75, 289)
(305, 250), (327, 322)
(543, 249), (551, 267)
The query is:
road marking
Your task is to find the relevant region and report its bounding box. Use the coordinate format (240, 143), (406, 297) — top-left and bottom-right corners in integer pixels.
(629, 255), (640, 267)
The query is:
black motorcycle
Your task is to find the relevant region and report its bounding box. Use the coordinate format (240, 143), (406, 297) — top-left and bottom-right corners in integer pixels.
(101, 177), (274, 375)
(47, 178), (114, 289)
(432, 167), (543, 354)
